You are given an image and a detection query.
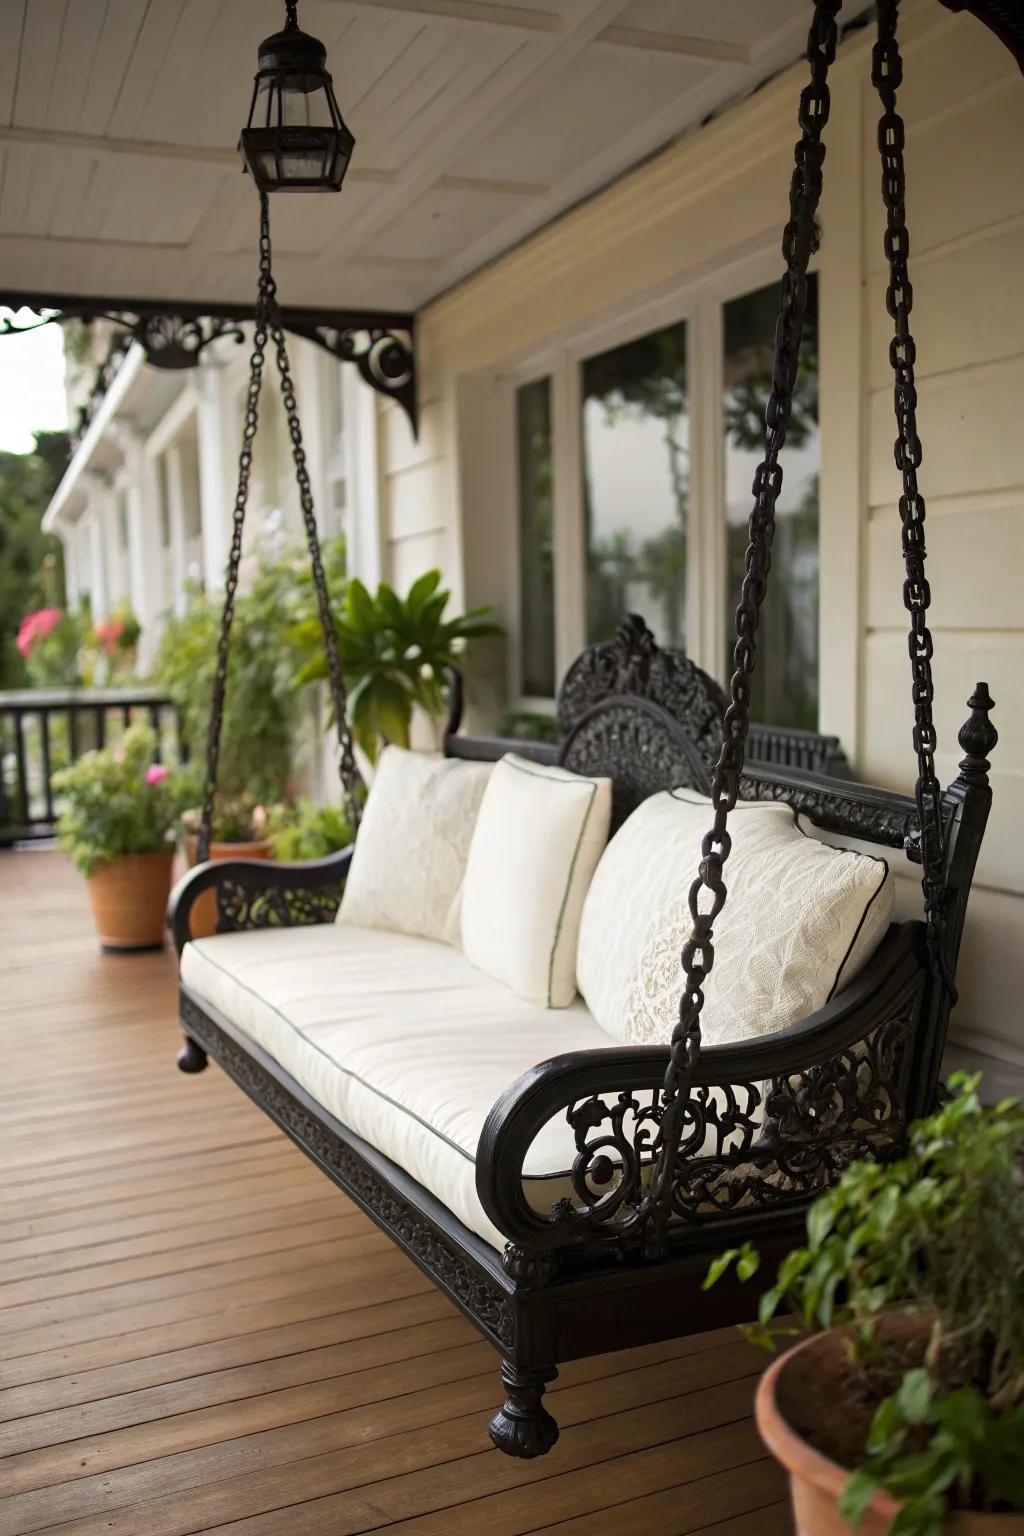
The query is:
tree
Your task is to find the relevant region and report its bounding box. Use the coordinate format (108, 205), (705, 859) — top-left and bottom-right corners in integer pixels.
(0, 430), (69, 687)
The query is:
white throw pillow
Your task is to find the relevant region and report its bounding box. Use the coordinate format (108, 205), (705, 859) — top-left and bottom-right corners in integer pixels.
(339, 747), (493, 944)
(577, 787), (894, 1046)
(460, 754), (612, 1007)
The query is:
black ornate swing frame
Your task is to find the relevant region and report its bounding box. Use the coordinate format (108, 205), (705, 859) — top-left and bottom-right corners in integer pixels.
(170, 616), (998, 1457)
(167, 0), (1015, 1462)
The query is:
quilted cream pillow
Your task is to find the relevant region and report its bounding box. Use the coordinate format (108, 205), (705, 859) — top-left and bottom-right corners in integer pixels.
(461, 754), (612, 1007)
(577, 787), (893, 1046)
(339, 747), (493, 944)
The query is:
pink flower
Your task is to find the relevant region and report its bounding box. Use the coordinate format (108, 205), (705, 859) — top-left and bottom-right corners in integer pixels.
(16, 607), (63, 659)
(93, 618), (125, 656)
(146, 763), (170, 786)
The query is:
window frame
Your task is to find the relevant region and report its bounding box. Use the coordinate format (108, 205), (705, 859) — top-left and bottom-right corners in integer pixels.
(502, 241), (821, 717)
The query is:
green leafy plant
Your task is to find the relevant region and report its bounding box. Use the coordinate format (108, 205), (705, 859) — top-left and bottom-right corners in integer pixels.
(268, 798), (352, 861)
(706, 1075), (1024, 1534)
(153, 574), (298, 817)
(291, 569), (501, 764)
(53, 725), (188, 876)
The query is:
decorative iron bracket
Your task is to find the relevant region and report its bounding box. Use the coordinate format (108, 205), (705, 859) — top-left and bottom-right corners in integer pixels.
(0, 291), (418, 439)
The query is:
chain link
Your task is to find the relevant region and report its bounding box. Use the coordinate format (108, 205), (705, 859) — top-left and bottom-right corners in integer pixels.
(646, 0), (842, 1227)
(871, 0), (954, 998)
(198, 190), (362, 864)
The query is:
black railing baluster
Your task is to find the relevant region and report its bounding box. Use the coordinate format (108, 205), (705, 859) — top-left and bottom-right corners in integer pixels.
(40, 710), (54, 824)
(13, 710), (29, 832)
(68, 703), (78, 761)
(96, 707), (106, 749)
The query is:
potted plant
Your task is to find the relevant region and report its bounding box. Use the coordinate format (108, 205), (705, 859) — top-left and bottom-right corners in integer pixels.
(705, 1075), (1024, 1535)
(290, 569), (501, 765)
(154, 571), (297, 868)
(53, 724), (186, 950)
(268, 798), (353, 861)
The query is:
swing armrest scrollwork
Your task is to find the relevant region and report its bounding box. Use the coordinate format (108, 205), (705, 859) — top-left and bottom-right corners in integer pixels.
(169, 848), (354, 954)
(476, 923), (926, 1264)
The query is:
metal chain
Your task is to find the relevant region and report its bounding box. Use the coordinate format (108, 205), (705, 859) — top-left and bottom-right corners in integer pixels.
(198, 190), (362, 864)
(871, 0), (954, 998)
(268, 314), (364, 829)
(645, 0), (842, 1226)
(197, 194), (273, 864)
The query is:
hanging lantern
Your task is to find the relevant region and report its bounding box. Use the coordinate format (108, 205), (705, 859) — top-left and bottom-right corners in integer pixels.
(239, 1), (355, 193)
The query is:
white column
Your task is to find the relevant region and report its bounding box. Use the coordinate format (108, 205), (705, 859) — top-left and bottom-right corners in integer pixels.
(166, 444), (188, 617)
(347, 366), (383, 589)
(80, 472), (110, 622)
(196, 363), (231, 593)
(62, 524), (79, 608)
(87, 511), (108, 622)
(112, 423), (163, 658)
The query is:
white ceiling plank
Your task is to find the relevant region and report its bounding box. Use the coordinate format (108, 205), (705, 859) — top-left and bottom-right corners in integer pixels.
(596, 27), (751, 65)
(0, 2), (28, 128)
(363, 31), (522, 172)
(73, 0), (151, 137)
(45, 0), (106, 134)
(324, 0), (563, 33)
(311, 0), (634, 270)
(12, 0), (68, 130)
(103, 0), (189, 140)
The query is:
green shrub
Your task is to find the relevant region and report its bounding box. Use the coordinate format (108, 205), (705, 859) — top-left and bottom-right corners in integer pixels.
(268, 798), (352, 861)
(53, 725), (189, 876)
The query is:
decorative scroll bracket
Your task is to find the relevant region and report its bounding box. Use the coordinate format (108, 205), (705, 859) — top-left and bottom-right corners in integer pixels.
(0, 291), (418, 441)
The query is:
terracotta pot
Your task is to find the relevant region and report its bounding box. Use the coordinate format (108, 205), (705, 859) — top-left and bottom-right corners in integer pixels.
(182, 835), (273, 940)
(756, 1321), (1024, 1535)
(86, 851), (175, 952)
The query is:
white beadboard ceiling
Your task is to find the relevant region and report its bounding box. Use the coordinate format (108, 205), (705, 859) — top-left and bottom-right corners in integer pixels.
(0, 0), (869, 316)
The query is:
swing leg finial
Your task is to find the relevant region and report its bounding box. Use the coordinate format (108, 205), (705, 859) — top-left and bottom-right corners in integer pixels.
(177, 1036), (208, 1074)
(488, 1361), (559, 1458)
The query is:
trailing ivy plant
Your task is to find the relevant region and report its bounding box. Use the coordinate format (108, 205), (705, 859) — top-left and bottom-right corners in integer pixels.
(291, 569), (501, 764)
(705, 1075), (1024, 1534)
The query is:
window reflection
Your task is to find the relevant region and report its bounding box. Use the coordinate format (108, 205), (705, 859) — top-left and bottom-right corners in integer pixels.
(581, 321), (689, 649)
(515, 377), (555, 698)
(723, 276), (820, 730)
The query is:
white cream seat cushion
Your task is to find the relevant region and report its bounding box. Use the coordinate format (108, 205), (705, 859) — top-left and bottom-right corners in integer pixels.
(180, 922), (619, 1251)
(577, 787), (895, 1048)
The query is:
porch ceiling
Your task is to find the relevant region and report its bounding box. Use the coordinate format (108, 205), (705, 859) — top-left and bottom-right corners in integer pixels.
(0, 0), (871, 317)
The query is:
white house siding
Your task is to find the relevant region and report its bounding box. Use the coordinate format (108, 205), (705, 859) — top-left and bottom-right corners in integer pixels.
(376, 0), (1024, 1082)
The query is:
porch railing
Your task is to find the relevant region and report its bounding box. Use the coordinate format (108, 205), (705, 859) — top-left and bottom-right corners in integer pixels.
(0, 687), (186, 846)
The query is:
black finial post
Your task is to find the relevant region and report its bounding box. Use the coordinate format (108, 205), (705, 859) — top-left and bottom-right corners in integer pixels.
(957, 682), (998, 786)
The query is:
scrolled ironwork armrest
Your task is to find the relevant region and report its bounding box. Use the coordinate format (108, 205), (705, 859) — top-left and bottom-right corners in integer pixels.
(475, 923), (926, 1264)
(169, 847), (354, 954)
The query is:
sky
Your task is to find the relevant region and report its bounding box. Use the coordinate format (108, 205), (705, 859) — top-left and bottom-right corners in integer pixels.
(0, 320), (69, 455)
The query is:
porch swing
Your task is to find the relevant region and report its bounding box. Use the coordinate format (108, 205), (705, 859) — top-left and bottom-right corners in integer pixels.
(170, 0), (1005, 1458)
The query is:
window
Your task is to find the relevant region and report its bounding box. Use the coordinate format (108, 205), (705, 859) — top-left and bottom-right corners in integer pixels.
(504, 261), (821, 732)
(515, 377), (555, 698)
(723, 277), (819, 729)
(581, 320), (688, 648)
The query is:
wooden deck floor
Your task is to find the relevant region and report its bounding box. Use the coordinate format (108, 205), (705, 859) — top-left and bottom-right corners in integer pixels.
(0, 850), (792, 1536)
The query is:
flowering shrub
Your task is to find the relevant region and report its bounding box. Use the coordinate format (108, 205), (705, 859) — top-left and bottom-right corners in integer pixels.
(17, 606), (87, 686)
(54, 725), (188, 876)
(16, 607), (63, 658)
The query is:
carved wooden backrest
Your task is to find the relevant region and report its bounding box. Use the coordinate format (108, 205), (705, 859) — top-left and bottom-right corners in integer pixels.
(548, 615), (921, 848)
(555, 615), (726, 831)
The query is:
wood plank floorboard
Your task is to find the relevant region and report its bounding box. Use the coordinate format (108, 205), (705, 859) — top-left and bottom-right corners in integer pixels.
(0, 851), (792, 1535)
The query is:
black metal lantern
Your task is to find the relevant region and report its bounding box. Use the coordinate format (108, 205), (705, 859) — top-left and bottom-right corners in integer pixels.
(240, 0), (355, 193)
